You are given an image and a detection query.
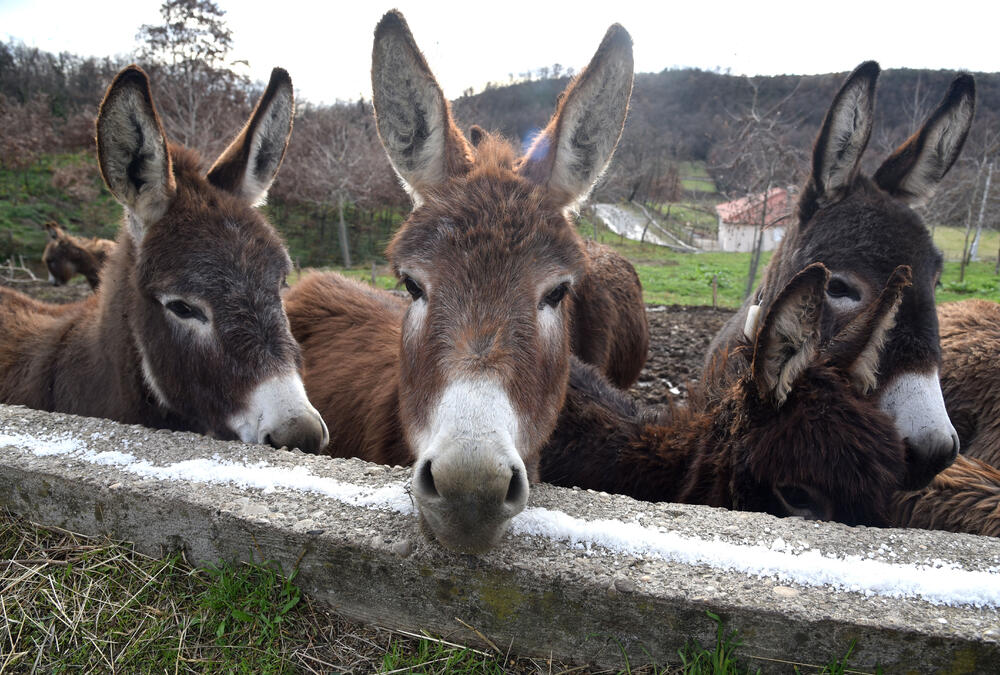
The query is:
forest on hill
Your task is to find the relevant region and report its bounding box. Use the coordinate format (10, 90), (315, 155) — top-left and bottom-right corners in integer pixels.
(2, 0), (998, 267)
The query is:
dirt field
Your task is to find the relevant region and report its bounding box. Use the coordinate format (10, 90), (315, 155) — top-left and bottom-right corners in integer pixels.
(629, 305), (735, 404)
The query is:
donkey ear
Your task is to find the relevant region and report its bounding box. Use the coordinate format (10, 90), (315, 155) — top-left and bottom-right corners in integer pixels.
(371, 10), (472, 205)
(206, 67), (294, 206)
(825, 265), (911, 393)
(96, 65), (175, 242)
(518, 24), (633, 206)
(804, 61), (879, 211)
(751, 263), (829, 405)
(874, 74), (975, 207)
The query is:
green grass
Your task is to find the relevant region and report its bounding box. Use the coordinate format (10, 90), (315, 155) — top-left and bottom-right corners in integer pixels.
(578, 215), (769, 307)
(380, 638), (506, 674)
(646, 201), (721, 238)
(580, 214), (1000, 307)
(938, 260), (1000, 304)
(931, 225), (1000, 263)
(676, 161), (718, 194)
(677, 611), (758, 675)
(0, 511), (551, 673)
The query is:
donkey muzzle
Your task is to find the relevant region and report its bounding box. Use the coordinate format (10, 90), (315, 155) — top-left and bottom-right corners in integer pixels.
(228, 372), (330, 453)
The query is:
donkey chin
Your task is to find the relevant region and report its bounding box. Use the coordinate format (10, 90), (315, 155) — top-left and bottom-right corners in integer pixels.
(226, 372), (330, 453)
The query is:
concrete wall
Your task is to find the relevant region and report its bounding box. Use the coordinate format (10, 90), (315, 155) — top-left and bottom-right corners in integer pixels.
(2, 404), (999, 672)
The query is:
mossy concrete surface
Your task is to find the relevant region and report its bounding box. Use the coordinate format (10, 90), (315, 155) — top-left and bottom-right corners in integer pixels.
(1, 404), (998, 672)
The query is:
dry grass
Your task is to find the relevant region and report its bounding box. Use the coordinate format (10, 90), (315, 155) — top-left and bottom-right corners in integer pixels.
(0, 509), (594, 674)
(1, 509), (866, 673)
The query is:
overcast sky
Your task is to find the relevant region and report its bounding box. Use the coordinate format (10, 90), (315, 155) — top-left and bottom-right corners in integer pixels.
(2, 0), (999, 104)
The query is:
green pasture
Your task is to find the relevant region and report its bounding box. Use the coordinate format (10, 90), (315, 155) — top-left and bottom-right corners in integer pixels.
(677, 161), (718, 193)
(931, 225), (1000, 263)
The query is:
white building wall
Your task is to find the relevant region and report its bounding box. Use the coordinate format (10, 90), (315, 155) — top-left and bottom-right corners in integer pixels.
(718, 220), (785, 252)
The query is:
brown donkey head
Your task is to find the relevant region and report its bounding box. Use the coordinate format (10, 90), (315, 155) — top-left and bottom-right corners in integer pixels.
(755, 63), (974, 490)
(731, 263), (910, 525)
(371, 11), (633, 553)
(96, 66), (328, 451)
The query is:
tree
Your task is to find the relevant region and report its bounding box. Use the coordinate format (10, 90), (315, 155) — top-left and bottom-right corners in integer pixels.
(709, 78), (805, 299)
(275, 100), (398, 267)
(136, 0), (249, 157)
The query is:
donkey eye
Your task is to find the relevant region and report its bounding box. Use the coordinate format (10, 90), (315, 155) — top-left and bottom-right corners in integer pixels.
(778, 485), (814, 511)
(165, 300), (207, 323)
(541, 282), (570, 309)
(826, 278), (861, 301)
(403, 276), (424, 301)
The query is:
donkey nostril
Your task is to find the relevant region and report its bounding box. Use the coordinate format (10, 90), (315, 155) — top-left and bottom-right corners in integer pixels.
(415, 461), (439, 498)
(504, 467), (526, 506)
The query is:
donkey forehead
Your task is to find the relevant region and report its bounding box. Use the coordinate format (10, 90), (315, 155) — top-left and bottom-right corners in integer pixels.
(390, 174), (584, 269)
(391, 216), (584, 283)
(800, 199), (940, 279)
(140, 217), (290, 291)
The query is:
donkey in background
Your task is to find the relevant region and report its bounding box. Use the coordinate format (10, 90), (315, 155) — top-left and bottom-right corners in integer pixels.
(41, 222), (115, 290)
(541, 264), (910, 525)
(706, 63), (975, 490)
(0, 65), (328, 453)
(285, 10), (639, 553)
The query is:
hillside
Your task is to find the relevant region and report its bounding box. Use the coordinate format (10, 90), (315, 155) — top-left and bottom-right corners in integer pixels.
(3, 35), (999, 266)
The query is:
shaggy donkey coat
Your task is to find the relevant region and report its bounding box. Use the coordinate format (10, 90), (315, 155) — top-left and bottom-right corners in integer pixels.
(937, 299), (1000, 467)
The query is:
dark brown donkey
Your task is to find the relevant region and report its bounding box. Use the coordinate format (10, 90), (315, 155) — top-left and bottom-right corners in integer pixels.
(41, 222), (116, 289)
(937, 299), (1000, 467)
(706, 63), (975, 490)
(541, 264), (910, 526)
(0, 66), (328, 452)
(285, 11), (635, 553)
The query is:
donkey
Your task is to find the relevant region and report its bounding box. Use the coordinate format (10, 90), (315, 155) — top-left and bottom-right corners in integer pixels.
(891, 454), (1000, 537)
(937, 299), (1000, 467)
(283, 10), (634, 553)
(540, 263), (910, 525)
(41, 222), (116, 289)
(0, 65), (328, 453)
(571, 238), (649, 388)
(706, 63), (975, 490)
